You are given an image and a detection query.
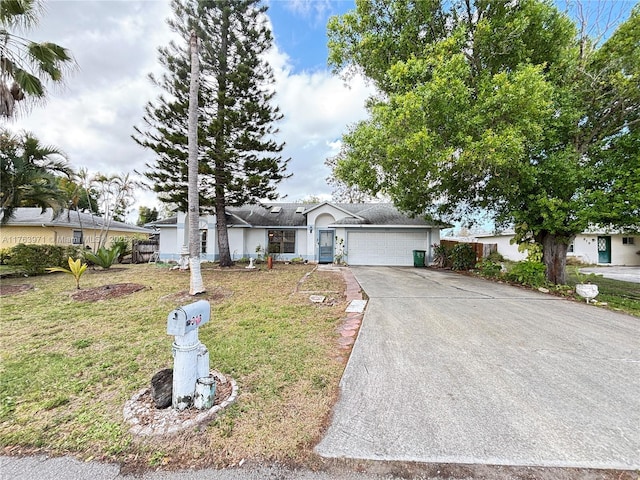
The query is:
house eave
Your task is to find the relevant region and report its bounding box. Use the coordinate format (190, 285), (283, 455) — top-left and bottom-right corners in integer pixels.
(330, 224), (442, 229)
(301, 201), (366, 220)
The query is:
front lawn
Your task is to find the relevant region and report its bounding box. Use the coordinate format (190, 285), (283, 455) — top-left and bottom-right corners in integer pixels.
(0, 263), (348, 470)
(565, 270), (640, 317)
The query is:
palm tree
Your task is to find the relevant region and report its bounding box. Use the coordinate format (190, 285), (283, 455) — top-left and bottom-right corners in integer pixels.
(187, 30), (204, 295)
(1, 0), (74, 118)
(0, 128), (73, 222)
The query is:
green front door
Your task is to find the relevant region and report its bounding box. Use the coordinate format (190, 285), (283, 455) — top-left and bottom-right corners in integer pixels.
(597, 236), (611, 264)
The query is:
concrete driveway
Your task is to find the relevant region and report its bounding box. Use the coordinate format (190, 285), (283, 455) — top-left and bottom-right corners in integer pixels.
(579, 266), (640, 284)
(316, 267), (640, 469)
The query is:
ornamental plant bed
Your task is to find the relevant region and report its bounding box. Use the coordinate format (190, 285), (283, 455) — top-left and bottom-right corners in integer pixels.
(455, 264), (640, 317)
(0, 263), (348, 471)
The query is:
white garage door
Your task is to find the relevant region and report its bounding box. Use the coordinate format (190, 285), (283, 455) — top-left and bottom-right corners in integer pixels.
(347, 230), (430, 266)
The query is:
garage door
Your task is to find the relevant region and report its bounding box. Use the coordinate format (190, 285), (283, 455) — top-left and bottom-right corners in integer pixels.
(347, 230), (430, 266)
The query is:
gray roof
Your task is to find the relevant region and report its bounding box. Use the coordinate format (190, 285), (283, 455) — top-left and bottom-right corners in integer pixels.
(151, 203), (448, 228)
(5, 208), (152, 233)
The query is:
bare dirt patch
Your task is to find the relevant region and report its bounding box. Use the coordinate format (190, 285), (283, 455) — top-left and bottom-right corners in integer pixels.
(160, 286), (234, 305)
(71, 283), (147, 301)
(0, 284), (34, 296)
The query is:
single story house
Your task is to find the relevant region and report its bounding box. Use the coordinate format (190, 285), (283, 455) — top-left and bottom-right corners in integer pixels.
(474, 229), (639, 266)
(0, 207), (153, 250)
(152, 202), (448, 266)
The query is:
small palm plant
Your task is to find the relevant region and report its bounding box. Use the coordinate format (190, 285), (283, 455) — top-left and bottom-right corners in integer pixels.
(84, 245), (121, 269)
(46, 257), (88, 289)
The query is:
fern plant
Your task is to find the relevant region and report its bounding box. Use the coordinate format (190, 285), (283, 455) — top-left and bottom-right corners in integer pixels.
(46, 257), (88, 289)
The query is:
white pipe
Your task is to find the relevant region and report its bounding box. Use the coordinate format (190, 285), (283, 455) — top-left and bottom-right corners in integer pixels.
(172, 329), (200, 410)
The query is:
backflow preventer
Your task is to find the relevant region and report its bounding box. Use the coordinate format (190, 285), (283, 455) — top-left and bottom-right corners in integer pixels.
(167, 300), (215, 410)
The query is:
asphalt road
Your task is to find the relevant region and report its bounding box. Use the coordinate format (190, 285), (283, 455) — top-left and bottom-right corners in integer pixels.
(315, 267), (640, 470)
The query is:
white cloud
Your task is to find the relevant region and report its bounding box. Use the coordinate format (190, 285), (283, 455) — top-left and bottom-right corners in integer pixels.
(11, 0), (373, 221)
(283, 0), (334, 24)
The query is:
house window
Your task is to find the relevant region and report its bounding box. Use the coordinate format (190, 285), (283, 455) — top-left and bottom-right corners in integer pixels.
(568, 242), (574, 253)
(268, 230), (295, 254)
(622, 237), (635, 245)
(72, 230), (83, 245)
(200, 229), (207, 254)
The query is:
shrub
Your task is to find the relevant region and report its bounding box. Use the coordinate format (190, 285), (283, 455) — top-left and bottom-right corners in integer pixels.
(84, 245), (121, 269)
(7, 244), (82, 275)
(450, 243), (477, 271)
(476, 258), (503, 278)
(110, 237), (131, 262)
(566, 256), (586, 266)
(432, 243), (451, 268)
(508, 260), (547, 287)
(0, 248), (12, 265)
(486, 251), (504, 263)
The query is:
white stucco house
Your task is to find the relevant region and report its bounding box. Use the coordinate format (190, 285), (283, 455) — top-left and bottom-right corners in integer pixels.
(151, 202), (449, 266)
(475, 229), (640, 266)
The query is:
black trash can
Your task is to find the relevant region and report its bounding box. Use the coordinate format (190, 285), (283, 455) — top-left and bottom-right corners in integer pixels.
(412, 250), (426, 267)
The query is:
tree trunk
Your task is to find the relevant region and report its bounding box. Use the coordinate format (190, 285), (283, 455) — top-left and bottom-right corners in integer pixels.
(187, 31), (205, 295)
(213, 11), (232, 268)
(541, 232), (571, 285)
(215, 200), (232, 267)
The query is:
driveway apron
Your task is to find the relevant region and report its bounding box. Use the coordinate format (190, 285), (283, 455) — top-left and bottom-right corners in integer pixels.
(315, 267), (640, 469)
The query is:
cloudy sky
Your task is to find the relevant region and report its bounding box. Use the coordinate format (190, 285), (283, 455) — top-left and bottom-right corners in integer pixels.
(13, 0), (372, 220)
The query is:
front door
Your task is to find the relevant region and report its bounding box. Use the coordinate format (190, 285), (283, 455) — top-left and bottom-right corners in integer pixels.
(318, 230), (334, 264)
(597, 236), (611, 264)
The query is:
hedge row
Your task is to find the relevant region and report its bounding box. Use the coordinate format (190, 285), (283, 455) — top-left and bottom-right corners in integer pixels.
(1, 244), (84, 275)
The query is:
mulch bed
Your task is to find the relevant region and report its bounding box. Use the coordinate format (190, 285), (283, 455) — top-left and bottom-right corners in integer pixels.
(0, 284), (34, 296)
(71, 283), (147, 301)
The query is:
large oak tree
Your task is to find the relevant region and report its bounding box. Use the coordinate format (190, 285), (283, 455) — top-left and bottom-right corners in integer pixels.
(134, 0), (289, 267)
(328, 0), (639, 284)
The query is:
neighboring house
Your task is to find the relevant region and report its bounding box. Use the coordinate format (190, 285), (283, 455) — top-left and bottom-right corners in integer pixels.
(474, 229), (640, 266)
(0, 207), (153, 249)
(152, 202), (449, 266)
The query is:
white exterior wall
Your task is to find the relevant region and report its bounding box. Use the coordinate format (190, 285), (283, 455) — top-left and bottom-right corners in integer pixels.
(570, 235), (597, 264)
(244, 228), (265, 258)
(296, 228), (310, 259)
(612, 235), (640, 265)
(158, 228), (178, 261)
(227, 228), (244, 261)
(570, 234), (640, 266)
(163, 212), (217, 261)
(432, 229), (441, 247)
(493, 236), (527, 261)
(479, 233), (640, 266)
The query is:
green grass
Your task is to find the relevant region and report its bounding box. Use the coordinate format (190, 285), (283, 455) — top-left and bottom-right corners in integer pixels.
(474, 261), (639, 317)
(0, 263), (347, 468)
(565, 270), (640, 316)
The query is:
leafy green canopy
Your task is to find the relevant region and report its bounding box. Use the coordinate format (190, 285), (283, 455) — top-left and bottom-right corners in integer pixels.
(329, 0), (639, 284)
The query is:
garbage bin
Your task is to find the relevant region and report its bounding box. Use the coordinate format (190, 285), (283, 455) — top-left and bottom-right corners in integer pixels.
(412, 250), (426, 267)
